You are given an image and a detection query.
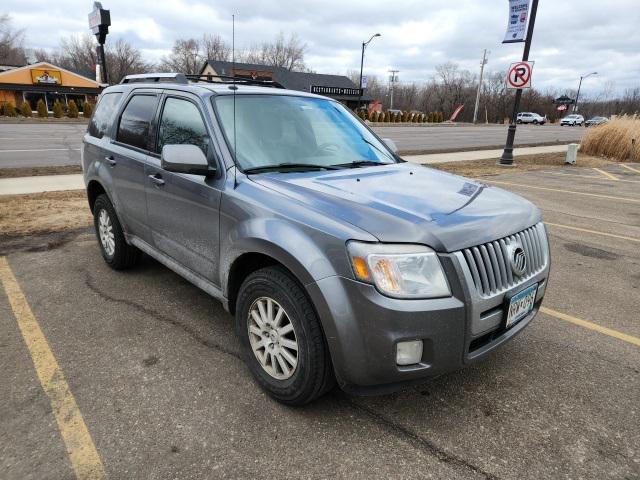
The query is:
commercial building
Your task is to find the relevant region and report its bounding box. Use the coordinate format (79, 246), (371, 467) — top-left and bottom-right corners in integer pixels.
(0, 61), (102, 112)
(200, 60), (370, 109)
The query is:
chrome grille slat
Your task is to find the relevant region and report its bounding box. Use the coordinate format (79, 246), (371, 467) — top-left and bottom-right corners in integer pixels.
(471, 247), (490, 294)
(459, 223), (548, 297)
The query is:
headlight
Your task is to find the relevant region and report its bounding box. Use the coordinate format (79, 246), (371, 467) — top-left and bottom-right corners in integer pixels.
(347, 242), (451, 299)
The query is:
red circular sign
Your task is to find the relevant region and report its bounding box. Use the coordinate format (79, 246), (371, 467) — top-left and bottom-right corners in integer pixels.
(507, 62), (532, 88)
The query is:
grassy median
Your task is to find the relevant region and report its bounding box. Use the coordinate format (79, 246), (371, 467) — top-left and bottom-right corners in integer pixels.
(428, 152), (613, 177)
(0, 190), (91, 236)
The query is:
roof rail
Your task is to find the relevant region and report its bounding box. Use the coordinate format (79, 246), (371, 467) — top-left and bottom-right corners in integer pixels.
(184, 74), (285, 89)
(120, 73), (188, 84)
(119, 72), (285, 89)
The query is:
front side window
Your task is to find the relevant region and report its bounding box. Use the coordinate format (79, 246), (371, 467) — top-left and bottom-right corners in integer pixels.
(116, 95), (158, 150)
(213, 95), (395, 170)
(88, 92), (123, 138)
(157, 97), (210, 154)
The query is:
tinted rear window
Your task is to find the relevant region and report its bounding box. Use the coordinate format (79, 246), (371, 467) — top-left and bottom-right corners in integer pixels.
(88, 92), (122, 138)
(116, 95), (158, 150)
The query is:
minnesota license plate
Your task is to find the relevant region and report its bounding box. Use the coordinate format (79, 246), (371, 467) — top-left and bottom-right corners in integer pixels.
(506, 283), (538, 328)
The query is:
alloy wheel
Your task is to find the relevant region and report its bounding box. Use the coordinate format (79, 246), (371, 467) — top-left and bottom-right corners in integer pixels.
(247, 296), (299, 380)
(98, 209), (115, 257)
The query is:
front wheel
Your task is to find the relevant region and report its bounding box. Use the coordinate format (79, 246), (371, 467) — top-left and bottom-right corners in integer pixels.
(236, 266), (334, 405)
(93, 194), (140, 270)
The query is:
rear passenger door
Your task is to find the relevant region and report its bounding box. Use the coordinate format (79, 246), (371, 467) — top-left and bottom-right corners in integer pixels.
(109, 91), (160, 241)
(145, 93), (223, 284)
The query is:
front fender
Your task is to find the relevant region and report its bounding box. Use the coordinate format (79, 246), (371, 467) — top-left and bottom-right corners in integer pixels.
(220, 217), (352, 296)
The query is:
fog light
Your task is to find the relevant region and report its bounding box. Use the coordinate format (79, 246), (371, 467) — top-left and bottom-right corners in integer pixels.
(396, 340), (423, 366)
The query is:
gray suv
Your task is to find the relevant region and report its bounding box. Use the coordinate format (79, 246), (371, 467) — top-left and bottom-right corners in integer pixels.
(82, 73), (550, 405)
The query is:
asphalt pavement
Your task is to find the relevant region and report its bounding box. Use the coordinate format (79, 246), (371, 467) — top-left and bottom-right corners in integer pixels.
(1, 163), (638, 479)
(0, 122), (585, 169)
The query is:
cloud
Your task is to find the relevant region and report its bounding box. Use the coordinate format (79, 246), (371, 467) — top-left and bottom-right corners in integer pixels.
(4, 0), (639, 95)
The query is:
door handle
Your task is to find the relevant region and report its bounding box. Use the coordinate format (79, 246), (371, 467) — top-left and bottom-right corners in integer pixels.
(105, 155), (117, 167)
(148, 174), (165, 186)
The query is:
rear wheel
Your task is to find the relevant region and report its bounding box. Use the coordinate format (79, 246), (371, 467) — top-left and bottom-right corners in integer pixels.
(533, 119), (538, 125)
(236, 266), (334, 405)
(93, 194), (140, 270)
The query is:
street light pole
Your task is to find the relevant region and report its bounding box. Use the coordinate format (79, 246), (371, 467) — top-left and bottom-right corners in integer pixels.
(573, 71), (597, 113)
(499, 0), (539, 166)
(358, 33), (381, 110)
(473, 49), (489, 124)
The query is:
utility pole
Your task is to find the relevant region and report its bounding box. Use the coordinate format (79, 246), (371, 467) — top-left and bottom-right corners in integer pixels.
(472, 49), (489, 124)
(388, 69), (399, 110)
(573, 71), (597, 113)
(499, 0), (539, 166)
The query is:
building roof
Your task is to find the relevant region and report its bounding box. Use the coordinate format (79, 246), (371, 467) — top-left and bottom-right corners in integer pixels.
(0, 62), (102, 91)
(201, 60), (371, 102)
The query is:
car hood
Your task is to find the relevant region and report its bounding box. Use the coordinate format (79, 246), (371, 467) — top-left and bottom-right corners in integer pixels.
(251, 163), (541, 252)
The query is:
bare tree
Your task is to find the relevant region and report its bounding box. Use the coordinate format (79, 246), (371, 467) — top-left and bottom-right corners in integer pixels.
(33, 34), (152, 83)
(0, 14), (27, 65)
(160, 38), (201, 74)
(242, 32), (307, 71)
(106, 38), (154, 83)
(201, 33), (230, 62)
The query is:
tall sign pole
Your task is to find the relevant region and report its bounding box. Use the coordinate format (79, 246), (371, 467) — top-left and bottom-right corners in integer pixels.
(498, 0), (539, 166)
(389, 69), (399, 110)
(88, 2), (111, 84)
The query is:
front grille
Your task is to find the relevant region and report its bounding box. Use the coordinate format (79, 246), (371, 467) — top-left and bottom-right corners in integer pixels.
(460, 223), (547, 297)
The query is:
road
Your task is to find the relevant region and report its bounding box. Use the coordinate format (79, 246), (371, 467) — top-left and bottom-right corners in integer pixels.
(1, 163), (638, 479)
(0, 122), (585, 169)
(0, 123), (85, 168)
(372, 124), (586, 153)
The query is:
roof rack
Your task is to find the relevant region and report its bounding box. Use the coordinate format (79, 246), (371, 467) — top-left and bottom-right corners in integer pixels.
(120, 73), (188, 84)
(184, 74), (285, 89)
(119, 72), (285, 89)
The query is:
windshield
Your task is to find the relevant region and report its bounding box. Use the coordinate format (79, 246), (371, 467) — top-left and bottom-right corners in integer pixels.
(213, 95), (396, 171)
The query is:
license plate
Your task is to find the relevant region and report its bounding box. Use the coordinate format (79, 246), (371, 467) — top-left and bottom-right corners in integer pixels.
(506, 283), (538, 328)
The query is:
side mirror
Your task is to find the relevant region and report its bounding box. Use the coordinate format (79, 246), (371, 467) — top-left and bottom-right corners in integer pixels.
(382, 138), (398, 153)
(161, 144), (215, 176)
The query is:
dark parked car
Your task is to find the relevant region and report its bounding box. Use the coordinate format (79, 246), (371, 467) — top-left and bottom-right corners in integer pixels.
(585, 116), (609, 127)
(82, 73), (550, 405)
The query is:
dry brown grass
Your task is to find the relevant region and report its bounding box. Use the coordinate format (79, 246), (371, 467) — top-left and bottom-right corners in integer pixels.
(0, 190), (91, 236)
(0, 165), (82, 179)
(580, 116), (640, 162)
(428, 152), (613, 177)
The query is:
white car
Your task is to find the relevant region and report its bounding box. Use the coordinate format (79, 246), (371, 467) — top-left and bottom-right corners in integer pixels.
(560, 114), (585, 126)
(516, 112), (546, 125)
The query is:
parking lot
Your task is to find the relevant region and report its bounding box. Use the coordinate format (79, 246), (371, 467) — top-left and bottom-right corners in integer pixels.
(1, 162), (639, 479)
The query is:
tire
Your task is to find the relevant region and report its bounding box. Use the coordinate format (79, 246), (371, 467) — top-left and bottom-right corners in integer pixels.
(516, 120), (522, 124)
(236, 266), (334, 405)
(533, 120), (538, 125)
(93, 194), (140, 270)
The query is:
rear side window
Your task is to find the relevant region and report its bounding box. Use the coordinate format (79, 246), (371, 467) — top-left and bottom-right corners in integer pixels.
(116, 95), (158, 150)
(157, 97), (210, 154)
(88, 92), (122, 138)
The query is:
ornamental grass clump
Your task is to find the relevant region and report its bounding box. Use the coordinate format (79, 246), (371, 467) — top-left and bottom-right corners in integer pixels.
(580, 116), (640, 162)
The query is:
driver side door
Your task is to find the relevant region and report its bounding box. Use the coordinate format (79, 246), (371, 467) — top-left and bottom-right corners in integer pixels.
(145, 93), (224, 285)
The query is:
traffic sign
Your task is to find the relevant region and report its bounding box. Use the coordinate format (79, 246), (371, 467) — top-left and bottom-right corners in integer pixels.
(506, 61), (534, 89)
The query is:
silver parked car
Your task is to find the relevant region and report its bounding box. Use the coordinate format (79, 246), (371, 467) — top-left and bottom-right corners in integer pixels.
(560, 114), (585, 126)
(585, 116), (609, 127)
(82, 72), (550, 405)
(516, 112), (546, 125)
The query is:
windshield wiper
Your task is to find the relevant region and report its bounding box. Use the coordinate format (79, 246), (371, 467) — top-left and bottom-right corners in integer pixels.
(333, 160), (387, 168)
(243, 163), (343, 174)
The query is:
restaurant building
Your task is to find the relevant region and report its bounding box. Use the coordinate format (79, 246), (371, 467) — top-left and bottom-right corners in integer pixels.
(0, 61), (102, 112)
(200, 60), (370, 109)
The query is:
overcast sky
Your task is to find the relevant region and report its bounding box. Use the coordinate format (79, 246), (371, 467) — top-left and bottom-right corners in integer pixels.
(6, 0), (640, 96)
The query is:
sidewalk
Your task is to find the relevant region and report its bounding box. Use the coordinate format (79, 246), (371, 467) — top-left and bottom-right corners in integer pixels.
(405, 144), (569, 164)
(0, 144), (572, 195)
(0, 174), (84, 195)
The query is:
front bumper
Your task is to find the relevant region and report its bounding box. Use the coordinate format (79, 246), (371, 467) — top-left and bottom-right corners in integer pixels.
(306, 245), (550, 394)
